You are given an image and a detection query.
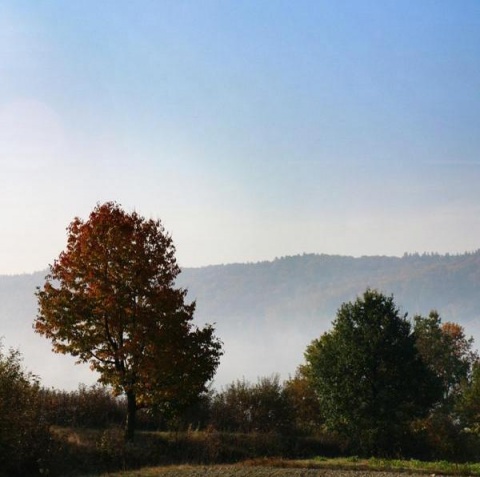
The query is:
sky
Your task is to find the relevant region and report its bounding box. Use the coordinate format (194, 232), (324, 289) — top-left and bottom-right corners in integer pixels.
(1, 1), (480, 275)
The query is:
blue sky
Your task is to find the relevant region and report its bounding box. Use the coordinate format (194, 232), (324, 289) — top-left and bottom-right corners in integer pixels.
(1, 1), (480, 274)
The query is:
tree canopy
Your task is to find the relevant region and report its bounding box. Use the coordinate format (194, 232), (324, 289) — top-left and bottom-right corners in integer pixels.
(414, 311), (478, 406)
(303, 289), (440, 456)
(35, 202), (223, 440)
(411, 312), (479, 457)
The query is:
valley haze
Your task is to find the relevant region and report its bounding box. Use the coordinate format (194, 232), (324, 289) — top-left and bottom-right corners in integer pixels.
(1, 251), (479, 391)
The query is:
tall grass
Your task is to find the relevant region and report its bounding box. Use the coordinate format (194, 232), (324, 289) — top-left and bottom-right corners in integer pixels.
(47, 427), (340, 475)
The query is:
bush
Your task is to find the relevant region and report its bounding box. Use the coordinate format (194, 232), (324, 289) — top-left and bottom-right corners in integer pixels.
(40, 384), (126, 428)
(0, 344), (53, 476)
(210, 375), (293, 434)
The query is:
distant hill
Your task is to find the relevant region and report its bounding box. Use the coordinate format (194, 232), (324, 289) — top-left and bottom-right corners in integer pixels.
(1, 251), (480, 390)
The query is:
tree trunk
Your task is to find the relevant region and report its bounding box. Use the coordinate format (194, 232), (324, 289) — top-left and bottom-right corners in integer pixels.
(125, 390), (137, 442)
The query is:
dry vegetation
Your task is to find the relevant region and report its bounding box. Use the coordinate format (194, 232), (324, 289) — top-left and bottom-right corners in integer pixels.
(95, 460), (475, 477)
(98, 468), (420, 477)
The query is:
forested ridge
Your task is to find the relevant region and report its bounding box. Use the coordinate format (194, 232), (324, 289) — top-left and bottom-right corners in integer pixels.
(179, 250), (480, 332)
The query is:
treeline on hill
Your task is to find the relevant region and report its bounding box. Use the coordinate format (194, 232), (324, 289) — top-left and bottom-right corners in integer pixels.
(3, 289), (480, 476)
(180, 250), (480, 326)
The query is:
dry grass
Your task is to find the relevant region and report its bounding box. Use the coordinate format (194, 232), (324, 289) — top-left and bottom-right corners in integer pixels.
(97, 466), (377, 477)
(95, 458), (480, 477)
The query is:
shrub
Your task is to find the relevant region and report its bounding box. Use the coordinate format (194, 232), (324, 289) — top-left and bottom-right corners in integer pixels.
(210, 375), (292, 434)
(40, 384), (126, 428)
(0, 344), (53, 476)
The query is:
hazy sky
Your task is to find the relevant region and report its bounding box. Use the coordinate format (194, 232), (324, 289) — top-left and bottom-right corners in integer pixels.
(2, 1), (480, 275)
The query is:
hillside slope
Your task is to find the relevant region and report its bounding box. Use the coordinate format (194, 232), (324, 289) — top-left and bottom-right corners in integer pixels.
(180, 252), (480, 328)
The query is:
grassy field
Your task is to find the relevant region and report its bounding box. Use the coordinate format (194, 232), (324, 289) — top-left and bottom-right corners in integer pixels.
(94, 457), (480, 477)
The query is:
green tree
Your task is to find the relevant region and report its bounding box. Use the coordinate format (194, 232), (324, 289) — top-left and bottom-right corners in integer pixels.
(457, 362), (480, 434)
(303, 289), (440, 456)
(35, 202), (223, 441)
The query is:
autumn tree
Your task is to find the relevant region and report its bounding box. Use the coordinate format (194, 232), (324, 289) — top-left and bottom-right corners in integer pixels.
(283, 370), (323, 435)
(414, 311), (478, 406)
(35, 202), (223, 441)
(412, 312), (478, 457)
(303, 289), (440, 456)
